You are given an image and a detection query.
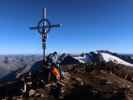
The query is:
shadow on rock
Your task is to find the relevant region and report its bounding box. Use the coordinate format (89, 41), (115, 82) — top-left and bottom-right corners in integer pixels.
(62, 86), (126, 100)
(31, 60), (49, 88)
(0, 80), (24, 97)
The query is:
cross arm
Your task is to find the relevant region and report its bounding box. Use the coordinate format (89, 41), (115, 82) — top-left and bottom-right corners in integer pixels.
(49, 24), (62, 28)
(30, 26), (38, 30)
(30, 26), (51, 30)
(30, 24), (62, 31)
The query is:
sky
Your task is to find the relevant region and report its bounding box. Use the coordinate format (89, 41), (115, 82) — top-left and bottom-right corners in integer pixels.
(0, 0), (133, 54)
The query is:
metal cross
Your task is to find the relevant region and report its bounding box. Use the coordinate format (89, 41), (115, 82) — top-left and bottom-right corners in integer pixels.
(30, 8), (62, 63)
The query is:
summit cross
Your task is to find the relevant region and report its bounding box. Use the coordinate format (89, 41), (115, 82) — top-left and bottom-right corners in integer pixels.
(30, 8), (62, 63)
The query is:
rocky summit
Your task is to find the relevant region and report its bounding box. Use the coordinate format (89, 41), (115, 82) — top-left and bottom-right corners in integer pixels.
(0, 62), (133, 100)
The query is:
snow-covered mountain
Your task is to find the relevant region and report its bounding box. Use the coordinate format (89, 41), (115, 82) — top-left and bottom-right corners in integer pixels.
(99, 52), (133, 67)
(73, 55), (90, 63)
(70, 51), (133, 67)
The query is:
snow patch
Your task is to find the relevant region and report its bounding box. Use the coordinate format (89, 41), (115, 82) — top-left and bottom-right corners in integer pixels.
(100, 52), (133, 67)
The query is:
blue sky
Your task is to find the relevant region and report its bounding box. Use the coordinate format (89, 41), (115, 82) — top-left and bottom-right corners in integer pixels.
(0, 0), (133, 54)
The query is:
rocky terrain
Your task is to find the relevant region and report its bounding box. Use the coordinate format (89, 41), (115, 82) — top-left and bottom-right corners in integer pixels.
(1, 62), (133, 100)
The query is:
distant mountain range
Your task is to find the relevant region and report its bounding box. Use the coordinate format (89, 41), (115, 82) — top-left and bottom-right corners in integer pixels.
(0, 51), (133, 81)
